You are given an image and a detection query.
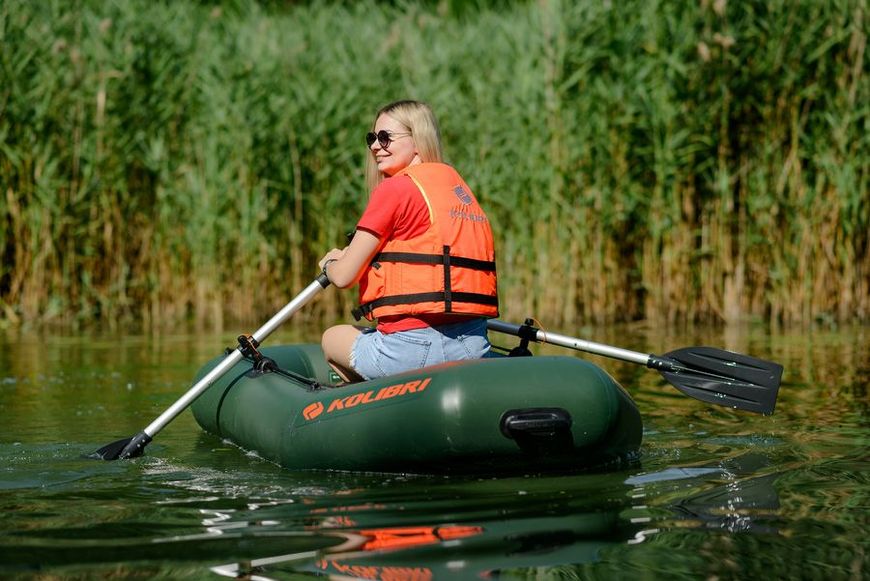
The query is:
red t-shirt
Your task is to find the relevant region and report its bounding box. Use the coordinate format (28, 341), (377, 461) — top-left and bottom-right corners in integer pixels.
(357, 174), (478, 333)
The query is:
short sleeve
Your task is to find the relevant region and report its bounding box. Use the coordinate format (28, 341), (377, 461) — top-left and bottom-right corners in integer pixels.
(357, 175), (431, 241)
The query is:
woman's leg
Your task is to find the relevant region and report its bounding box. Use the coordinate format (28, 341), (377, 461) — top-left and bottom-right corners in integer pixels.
(321, 324), (365, 383)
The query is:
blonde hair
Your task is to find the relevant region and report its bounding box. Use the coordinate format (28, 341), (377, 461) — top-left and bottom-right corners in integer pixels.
(365, 100), (443, 192)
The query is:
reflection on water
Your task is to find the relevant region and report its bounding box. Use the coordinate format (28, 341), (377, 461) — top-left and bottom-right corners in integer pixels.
(202, 454), (786, 579)
(0, 323), (866, 578)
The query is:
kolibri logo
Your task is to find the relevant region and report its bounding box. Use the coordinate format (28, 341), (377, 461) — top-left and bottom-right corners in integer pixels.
(302, 377), (432, 421)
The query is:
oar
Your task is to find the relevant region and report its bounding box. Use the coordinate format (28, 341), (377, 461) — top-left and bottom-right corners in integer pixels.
(486, 319), (782, 415)
(91, 273), (331, 460)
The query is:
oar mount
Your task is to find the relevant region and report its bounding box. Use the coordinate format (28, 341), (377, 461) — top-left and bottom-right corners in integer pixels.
(507, 318), (537, 357)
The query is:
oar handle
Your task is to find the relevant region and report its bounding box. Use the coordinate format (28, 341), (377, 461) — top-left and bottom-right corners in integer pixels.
(486, 319), (652, 366)
(141, 274), (331, 438)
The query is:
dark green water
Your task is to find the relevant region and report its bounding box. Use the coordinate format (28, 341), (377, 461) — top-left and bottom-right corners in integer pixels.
(0, 323), (866, 579)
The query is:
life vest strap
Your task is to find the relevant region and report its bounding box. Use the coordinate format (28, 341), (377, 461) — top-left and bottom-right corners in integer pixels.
(352, 291), (499, 321)
(374, 251), (496, 272)
(358, 237), (498, 321)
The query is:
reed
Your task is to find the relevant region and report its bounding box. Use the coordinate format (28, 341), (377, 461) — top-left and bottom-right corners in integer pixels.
(0, 0), (866, 329)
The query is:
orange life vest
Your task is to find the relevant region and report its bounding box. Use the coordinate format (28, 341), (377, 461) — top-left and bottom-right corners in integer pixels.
(353, 163), (499, 322)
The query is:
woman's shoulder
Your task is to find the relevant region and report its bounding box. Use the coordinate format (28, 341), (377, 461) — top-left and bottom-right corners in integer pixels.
(372, 173), (417, 200)
(362, 174), (427, 226)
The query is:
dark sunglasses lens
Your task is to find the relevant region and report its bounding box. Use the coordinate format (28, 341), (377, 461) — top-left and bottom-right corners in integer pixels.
(366, 130), (397, 148)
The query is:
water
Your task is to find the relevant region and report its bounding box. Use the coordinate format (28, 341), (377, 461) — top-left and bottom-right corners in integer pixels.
(0, 323), (866, 579)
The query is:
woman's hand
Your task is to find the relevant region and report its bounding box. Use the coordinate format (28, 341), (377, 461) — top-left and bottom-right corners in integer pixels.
(318, 248), (346, 271)
(318, 230), (381, 288)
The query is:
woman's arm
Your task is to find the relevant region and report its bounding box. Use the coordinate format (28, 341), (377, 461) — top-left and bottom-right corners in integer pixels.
(318, 229), (381, 289)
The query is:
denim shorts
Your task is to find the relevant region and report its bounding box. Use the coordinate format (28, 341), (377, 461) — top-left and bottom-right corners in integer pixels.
(350, 318), (491, 380)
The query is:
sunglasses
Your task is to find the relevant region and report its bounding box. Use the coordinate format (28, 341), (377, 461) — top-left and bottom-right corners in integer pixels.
(366, 130), (411, 148)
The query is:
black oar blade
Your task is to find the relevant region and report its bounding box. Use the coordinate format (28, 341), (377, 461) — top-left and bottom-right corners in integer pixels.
(666, 347), (783, 388)
(659, 347), (783, 415)
(660, 370), (778, 414)
(87, 437), (135, 460)
(87, 431), (151, 461)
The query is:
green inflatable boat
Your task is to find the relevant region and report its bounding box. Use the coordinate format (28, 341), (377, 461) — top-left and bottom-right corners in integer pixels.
(94, 277), (779, 470)
(190, 344), (642, 475)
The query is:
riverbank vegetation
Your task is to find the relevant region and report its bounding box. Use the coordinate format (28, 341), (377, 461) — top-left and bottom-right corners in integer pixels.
(1, 0), (866, 329)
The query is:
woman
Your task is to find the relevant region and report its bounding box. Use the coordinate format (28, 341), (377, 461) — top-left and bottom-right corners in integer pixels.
(317, 100), (499, 382)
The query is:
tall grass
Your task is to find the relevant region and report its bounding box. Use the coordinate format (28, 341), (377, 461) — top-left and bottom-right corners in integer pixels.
(1, 0), (866, 329)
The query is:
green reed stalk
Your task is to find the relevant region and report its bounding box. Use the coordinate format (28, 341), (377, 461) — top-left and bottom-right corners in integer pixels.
(0, 0), (866, 329)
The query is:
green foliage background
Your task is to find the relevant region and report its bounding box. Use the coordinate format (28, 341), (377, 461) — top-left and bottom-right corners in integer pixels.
(1, 0), (867, 328)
